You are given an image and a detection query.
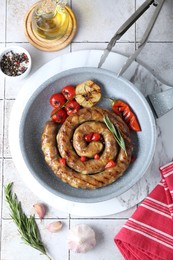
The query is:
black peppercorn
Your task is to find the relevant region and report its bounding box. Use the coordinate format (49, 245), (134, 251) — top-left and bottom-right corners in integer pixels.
(0, 51), (29, 77)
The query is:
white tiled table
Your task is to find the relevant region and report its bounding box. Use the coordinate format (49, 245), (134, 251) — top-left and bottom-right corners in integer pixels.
(1, 0), (173, 259)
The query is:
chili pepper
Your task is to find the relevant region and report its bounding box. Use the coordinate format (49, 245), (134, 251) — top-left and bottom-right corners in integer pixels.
(105, 160), (116, 169)
(109, 99), (141, 132)
(128, 114), (141, 132)
(59, 158), (66, 166)
(80, 156), (87, 162)
(94, 154), (100, 160)
(131, 155), (136, 163)
(84, 132), (94, 142)
(91, 133), (101, 141)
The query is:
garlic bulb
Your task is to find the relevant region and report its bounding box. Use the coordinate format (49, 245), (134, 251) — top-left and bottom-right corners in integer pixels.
(33, 203), (46, 220)
(68, 224), (96, 253)
(47, 221), (63, 233)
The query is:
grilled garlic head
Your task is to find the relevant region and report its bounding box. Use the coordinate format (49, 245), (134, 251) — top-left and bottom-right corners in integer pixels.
(68, 224), (96, 253)
(75, 80), (101, 108)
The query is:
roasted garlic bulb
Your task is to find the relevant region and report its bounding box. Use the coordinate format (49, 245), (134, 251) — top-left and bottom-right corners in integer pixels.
(75, 80), (101, 108)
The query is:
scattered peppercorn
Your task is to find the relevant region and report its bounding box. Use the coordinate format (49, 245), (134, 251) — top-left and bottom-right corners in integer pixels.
(0, 51), (29, 77)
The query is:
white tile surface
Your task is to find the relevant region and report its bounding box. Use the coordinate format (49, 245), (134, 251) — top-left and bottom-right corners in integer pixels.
(136, 0), (173, 42)
(0, 43), (5, 99)
(3, 159), (69, 219)
(6, 0), (36, 42)
(1, 0), (173, 259)
(72, 42), (135, 57)
(0, 159), (2, 218)
(72, 0), (135, 42)
(4, 42), (70, 99)
(0, 0), (5, 42)
(69, 219), (125, 260)
(0, 101), (3, 157)
(137, 42), (173, 86)
(1, 219), (69, 260)
(4, 100), (13, 158)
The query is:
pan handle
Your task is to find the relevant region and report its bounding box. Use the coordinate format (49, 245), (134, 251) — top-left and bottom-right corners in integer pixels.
(147, 88), (173, 118)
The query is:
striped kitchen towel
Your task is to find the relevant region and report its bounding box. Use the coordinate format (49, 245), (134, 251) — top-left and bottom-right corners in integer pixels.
(114, 162), (173, 260)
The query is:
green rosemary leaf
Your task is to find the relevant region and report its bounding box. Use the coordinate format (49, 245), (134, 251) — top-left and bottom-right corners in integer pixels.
(4, 182), (51, 260)
(103, 115), (127, 155)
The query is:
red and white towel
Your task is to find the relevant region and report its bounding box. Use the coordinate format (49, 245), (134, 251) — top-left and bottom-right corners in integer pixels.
(114, 162), (173, 260)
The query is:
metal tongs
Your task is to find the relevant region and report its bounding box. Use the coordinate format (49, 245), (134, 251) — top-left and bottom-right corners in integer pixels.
(98, 0), (173, 118)
(98, 0), (164, 71)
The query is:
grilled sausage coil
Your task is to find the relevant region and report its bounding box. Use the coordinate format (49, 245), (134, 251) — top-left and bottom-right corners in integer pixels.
(41, 107), (133, 189)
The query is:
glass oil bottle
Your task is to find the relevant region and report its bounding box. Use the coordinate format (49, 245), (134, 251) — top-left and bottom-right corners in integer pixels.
(32, 0), (70, 40)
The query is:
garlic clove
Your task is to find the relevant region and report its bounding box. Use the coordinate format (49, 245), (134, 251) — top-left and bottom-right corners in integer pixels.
(68, 224), (96, 253)
(47, 221), (63, 233)
(33, 203), (46, 220)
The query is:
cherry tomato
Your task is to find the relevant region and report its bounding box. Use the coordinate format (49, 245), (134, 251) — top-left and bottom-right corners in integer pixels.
(49, 93), (66, 108)
(62, 85), (75, 100)
(51, 108), (67, 123)
(91, 133), (101, 141)
(84, 132), (94, 142)
(65, 100), (80, 115)
(59, 158), (66, 166)
(111, 99), (141, 132)
(94, 154), (100, 160)
(105, 160), (116, 169)
(80, 156), (87, 162)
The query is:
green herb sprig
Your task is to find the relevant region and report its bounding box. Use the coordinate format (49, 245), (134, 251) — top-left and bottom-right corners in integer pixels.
(103, 115), (127, 155)
(5, 182), (51, 259)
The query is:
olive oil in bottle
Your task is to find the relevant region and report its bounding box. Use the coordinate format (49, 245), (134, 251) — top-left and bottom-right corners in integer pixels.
(32, 0), (70, 40)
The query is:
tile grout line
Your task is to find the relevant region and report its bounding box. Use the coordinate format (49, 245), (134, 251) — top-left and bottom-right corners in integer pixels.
(135, 0), (137, 50)
(2, 41), (173, 44)
(0, 0), (7, 257)
(68, 214), (71, 260)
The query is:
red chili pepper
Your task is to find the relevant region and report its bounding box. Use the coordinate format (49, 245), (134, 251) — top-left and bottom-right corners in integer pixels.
(131, 155), (136, 163)
(105, 160), (116, 169)
(84, 132), (94, 142)
(59, 158), (66, 166)
(94, 154), (100, 160)
(91, 133), (101, 141)
(128, 114), (141, 132)
(80, 156), (87, 162)
(110, 99), (141, 132)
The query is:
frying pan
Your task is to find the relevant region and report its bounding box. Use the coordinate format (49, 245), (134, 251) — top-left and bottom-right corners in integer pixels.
(9, 59), (156, 204)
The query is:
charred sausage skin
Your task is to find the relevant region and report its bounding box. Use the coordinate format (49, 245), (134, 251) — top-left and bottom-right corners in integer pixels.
(41, 107), (133, 189)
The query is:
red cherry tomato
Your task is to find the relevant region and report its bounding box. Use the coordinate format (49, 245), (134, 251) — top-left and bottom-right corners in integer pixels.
(94, 154), (100, 160)
(65, 100), (80, 115)
(62, 85), (75, 100)
(59, 158), (66, 166)
(105, 160), (116, 169)
(49, 93), (66, 108)
(84, 132), (94, 142)
(51, 108), (67, 123)
(92, 133), (101, 141)
(80, 156), (87, 162)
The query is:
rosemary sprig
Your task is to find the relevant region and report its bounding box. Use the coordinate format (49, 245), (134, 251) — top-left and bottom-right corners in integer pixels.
(103, 115), (127, 155)
(4, 182), (51, 260)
